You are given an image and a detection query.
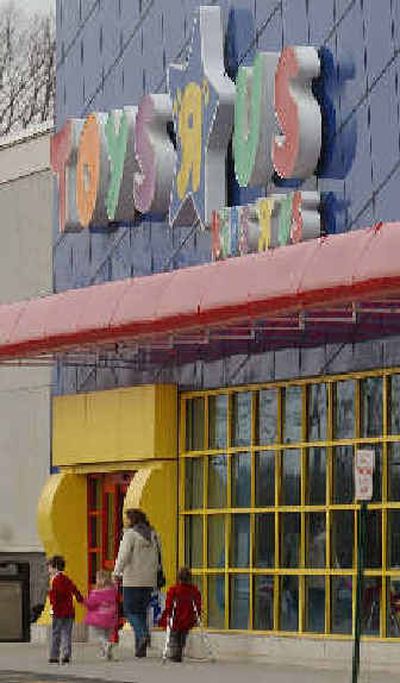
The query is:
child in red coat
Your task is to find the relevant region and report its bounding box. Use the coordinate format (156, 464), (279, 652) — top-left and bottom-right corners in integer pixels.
(47, 555), (84, 664)
(159, 567), (202, 662)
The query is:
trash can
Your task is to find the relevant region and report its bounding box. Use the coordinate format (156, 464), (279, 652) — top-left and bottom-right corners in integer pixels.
(0, 562), (30, 641)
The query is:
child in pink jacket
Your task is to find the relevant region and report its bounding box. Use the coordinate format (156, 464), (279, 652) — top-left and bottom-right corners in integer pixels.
(84, 570), (117, 660)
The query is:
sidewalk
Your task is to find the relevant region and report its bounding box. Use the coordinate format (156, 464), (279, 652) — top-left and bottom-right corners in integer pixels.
(0, 641), (399, 683)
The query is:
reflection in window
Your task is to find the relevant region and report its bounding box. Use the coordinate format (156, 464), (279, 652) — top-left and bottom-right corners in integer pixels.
(258, 389), (278, 445)
(365, 510), (381, 569)
(232, 392), (252, 446)
(363, 445), (382, 502)
(281, 450), (301, 505)
(391, 375), (400, 434)
(207, 515), (225, 568)
(308, 383), (327, 441)
(331, 510), (354, 568)
(362, 578), (381, 635)
(333, 446), (353, 504)
(254, 576), (274, 630)
(281, 513), (300, 568)
(334, 380), (355, 439)
(388, 510), (400, 568)
(306, 513), (326, 568)
(255, 452), (275, 506)
(185, 516), (203, 568)
(185, 458), (203, 509)
(361, 377), (383, 437)
(186, 398), (205, 451)
(231, 453), (251, 508)
(283, 385), (302, 443)
(306, 448), (326, 505)
(209, 395), (227, 449)
(208, 456), (227, 508)
(89, 516), (101, 549)
(387, 578), (400, 637)
(388, 443), (400, 501)
(89, 478), (101, 510)
(255, 514), (274, 568)
(208, 575), (225, 628)
(331, 577), (352, 634)
(231, 514), (250, 567)
(305, 576), (325, 633)
(230, 575), (250, 629)
(280, 575), (298, 631)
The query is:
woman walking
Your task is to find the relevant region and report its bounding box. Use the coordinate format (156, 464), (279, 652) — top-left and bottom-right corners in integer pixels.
(113, 508), (160, 658)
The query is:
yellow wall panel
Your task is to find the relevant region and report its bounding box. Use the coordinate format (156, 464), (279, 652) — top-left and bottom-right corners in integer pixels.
(37, 472), (87, 624)
(53, 385), (177, 467)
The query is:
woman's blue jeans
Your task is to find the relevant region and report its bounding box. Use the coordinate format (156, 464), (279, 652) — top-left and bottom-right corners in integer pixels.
(123, 587), (152, 646)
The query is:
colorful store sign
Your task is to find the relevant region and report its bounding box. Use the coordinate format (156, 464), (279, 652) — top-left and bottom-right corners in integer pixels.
(51, 5), (325, 246)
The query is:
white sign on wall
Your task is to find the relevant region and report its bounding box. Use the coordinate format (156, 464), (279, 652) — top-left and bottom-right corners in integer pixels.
(355, 449), (375, 501)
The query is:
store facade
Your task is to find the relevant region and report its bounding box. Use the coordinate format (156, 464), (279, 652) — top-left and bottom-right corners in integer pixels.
(4, 0), (400, 643)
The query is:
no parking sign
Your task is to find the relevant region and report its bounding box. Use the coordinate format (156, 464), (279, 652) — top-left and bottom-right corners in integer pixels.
(355, 449), (375, 501)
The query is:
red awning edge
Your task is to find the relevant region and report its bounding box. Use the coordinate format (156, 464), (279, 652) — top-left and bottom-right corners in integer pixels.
(1, 221), (400, 360)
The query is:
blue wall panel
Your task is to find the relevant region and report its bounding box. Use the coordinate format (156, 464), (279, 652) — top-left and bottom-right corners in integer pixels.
(53, 0), (400, 393)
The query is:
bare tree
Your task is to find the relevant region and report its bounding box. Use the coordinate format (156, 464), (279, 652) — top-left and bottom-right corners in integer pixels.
(0, 2), (55, 137)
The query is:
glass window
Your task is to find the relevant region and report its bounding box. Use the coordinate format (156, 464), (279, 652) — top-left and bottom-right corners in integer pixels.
(255, 452), (275, 507)
(305, 576), (325, 633)
(333, 446), (353, 504)
(306, 448), (326, 505)
(186, 397), (205, 451)
(89, 515), (101, 549)
(307, 383), (327, 441)
(255, 513), (275, 568)
(208, 515), (225, 568)
(88, 477), (101, 510)
(365, 510), (381, 569)
(185, 458), (203, 510)
(331, 576), (352, 634)
(208, 575), (225, 628)
(105, 493), (115, 561)
(281, 450), (301, 505)
(254, 576), (274, 630)
(391, 374), (400, 434)
(387, 578), (400, 637)
(230, 575), (250, 629)
(89, 552), (100, 585)
(185, 516), (203, 568)
(258, 389), (278, 445)
(334, 380), (355, 439)
(360, 377), (383, 437)
(280, 513), (300, 568)
(231, 453), (251, 508)
(361, 444), (382, 502)
(280, 575), (298, 631)
(231, 514), (250, 568)
(388, 510), (400, 568)
(208, 456), (227, 508)
(331, 510), (354, 568)
(388, 443), (400, 501)
(283, 385), (302, 443)
(232, 392), (252, 446)
(209, 395), (228, 449)
(306, 513), (326, 568)
(362, 578), (381, 636)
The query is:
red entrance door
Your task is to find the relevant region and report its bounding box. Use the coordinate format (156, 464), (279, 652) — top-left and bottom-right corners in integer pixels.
(87, 473), (133, 587)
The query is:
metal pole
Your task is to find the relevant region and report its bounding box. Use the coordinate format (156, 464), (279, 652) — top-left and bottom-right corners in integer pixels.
(352, 501), (367, 683)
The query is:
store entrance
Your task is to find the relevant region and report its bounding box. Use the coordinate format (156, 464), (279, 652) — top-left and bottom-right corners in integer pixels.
(87, 472), (133, 587)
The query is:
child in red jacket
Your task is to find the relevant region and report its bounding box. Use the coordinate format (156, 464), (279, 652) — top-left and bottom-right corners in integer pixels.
(47, 555), (83, 664)
(159, 567), (201, 662)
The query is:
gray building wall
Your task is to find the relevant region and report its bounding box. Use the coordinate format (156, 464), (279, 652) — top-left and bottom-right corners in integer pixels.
(0, 127), (52, 591)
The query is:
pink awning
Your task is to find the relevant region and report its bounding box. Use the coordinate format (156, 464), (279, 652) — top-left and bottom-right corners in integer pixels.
(1, 221), (400, 360)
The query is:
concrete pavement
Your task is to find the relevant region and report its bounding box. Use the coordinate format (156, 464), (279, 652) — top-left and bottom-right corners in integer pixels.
(0, 640), (399, 683)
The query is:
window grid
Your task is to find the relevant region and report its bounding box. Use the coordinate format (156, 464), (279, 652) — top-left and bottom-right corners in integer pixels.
(180, 369), (400, 639)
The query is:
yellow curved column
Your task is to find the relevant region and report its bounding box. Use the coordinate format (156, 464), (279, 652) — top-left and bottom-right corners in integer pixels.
(37, 472), (87, 623)
(124, 461), (177, 587)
